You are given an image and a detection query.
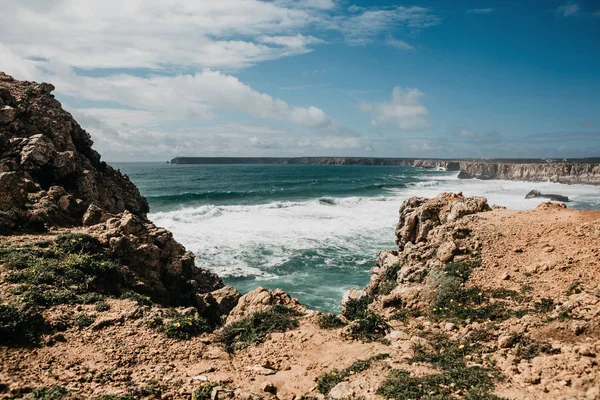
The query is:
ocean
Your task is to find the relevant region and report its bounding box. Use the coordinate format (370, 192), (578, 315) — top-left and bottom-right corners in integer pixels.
(113, 163), (600, 312)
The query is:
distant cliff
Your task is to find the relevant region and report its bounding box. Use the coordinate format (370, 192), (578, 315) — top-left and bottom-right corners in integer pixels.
(170, 157), (600, 185)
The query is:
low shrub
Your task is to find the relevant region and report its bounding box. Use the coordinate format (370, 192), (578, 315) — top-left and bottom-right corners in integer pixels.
(217, 306), (300, 352)
(0, 303), (46, 346)
(342, 296), (370, 321)
(566, 281), (583, 296)
(95, 301), (111, 312)
(316, 313), (346, 329)
(349, 310), (390, 342)
(192, 383), (219, 400)
(164, 316), (210, 340)
(317, 353), (390, 394)
(55, 233), (102, 254)
(534, 298), (554, 313)
(121, 291), (153, 306)
(74, 313), (95, 329)
(390, 308), (421, 323)
(30, 386), (69, 400)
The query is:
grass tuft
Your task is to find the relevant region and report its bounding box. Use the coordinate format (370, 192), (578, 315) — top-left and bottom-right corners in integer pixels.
(317, 313), (346, 329)
(164, 315), (210, 340)
(217, 306), (300, 352)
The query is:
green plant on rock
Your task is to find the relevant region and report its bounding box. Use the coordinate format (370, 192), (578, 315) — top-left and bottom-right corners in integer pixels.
(317, 353), (390, 395)
(342, 296), (370, 321)
(55, 233), (102, 254)
(390, 308), (421, 323)
(30, 386), (69, 400)
(376, 263), (401, 296)
(349, 310), (391, 342)
(164, 315), (210, 340)
(534, 298), (554, 313)
(74, 313), (95, 329)
(95, 300), (111, 312)
(217, 306), (300, 353)
(566, 281), (583, 296)
(120, 290), (153, 306)
(377, 333), (504, 399)
(192, 383), (219, 400)
(317, 313), (346, 329)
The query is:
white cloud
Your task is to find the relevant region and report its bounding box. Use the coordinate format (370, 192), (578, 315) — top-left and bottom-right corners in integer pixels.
(298, 136), (373, 151)
(60, 71), (333, 129)
(329, 6), (440, 45)
(360, 87), (430, 130)
(556, 3), (580, 17)
(467, 8), (494, 14)
(386, 37), (415, 50)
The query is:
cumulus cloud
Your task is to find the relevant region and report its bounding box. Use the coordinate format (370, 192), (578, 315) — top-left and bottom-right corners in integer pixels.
(360, 87), (430, 130)
(386, 37), (415, 50)
(59, 71), (333, 129)
(556, 3), (580, 17)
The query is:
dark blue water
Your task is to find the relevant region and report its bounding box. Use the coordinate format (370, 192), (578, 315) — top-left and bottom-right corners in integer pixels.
(114, 163), (600, 311)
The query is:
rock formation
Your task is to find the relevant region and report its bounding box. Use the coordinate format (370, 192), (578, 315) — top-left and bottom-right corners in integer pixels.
(525, 189), (569, 202)
(0, 72), (225, 309)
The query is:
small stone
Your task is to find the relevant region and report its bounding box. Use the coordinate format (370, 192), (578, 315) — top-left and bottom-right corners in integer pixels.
(498, 271), (510, 280)
(586, 386), (600, 399)
(572, 321), (589, 336)
(497, 334), (514, 349)
(444, 322), (457, 332)
(261, 382), (276, 394)
(543, 245), (555, 253)
(329, 381), (354, 400)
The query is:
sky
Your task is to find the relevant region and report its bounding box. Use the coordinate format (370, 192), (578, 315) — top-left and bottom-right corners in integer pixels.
(1, 0), (599, 161)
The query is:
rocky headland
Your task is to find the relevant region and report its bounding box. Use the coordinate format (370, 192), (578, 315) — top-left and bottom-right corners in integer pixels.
(2, 73), (600, 400)
(171, 157), (600, 186)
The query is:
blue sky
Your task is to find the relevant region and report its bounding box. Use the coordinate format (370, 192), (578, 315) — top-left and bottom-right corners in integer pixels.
(1, 0), (599, 161)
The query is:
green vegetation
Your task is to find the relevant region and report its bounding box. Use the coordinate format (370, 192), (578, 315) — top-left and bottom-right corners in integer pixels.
(0, 234), (139, 346)
(377, 333), (503, 399)
(534, 298), (554, 313)
(376, 263), (401, 296)
(120, 290), (153, 306)
(512, 334), (556, 361)
(390, 308), (421, 323)
(317, 353), (390, 395)
(430, 260), (512, 323)
(74, 313), (95, 329)
(0, 303), (45, 346)
(566, 281), (583, 296)
(164, 315), (210, 340)
(342, 295), (390, 341)
(30, 386), (69, 400)
(192, 383), (219, 400)
(217, 305), (301, 352)
(317, 313), (346, 329)
(95, 300), (111, 312)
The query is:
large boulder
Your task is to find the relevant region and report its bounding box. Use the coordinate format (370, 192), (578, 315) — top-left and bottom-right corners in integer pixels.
(225, 287), (305, 324)
(395, 192), (490, 248)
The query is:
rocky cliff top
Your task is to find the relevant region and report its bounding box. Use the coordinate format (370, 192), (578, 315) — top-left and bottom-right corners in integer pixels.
(0, 72), (148, 233)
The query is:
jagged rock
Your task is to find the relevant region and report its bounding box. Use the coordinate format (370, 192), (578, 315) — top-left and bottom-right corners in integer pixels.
(225, 287), (304, 324)
(536, 202), (567, 210)
(82, 204), (113, 226)
(525, 190), (569, 202)
(395, 192), (490, 248)
(437, 241), (457, 262)
(0, 72), (148, 231)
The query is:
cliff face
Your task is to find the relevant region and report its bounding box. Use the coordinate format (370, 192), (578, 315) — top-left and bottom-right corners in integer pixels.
(456, 162), (600, 185)
(0, 72), (148, 232)
(0, 72), (224, 308)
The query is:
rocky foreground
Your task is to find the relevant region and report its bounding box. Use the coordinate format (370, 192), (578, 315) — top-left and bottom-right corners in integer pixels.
(1, 73), (600, 400)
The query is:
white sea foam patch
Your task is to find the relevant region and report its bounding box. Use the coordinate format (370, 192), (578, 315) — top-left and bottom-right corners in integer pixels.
(150, 196), (401, 279)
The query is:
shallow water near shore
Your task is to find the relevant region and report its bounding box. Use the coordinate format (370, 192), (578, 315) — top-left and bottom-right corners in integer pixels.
(114, 163), (600, 312)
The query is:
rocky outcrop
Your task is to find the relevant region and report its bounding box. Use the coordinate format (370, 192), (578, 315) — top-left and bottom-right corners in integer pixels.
(226, 287), (305, 324)
(0, 72), (223, 311)
(525, 190), (569, 202)
(457, 162), (600, 185)
(0, 72), (148, 232)
(368, 193), (490, 310)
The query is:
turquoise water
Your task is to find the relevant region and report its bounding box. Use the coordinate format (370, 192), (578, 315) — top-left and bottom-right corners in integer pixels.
(113, 163), (600, 312)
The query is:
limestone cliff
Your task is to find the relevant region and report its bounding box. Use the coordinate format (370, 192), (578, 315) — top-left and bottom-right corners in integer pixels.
(0, 72), (225, 308)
